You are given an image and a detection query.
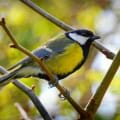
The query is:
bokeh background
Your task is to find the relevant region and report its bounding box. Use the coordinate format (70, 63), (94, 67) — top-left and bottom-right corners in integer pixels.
(0, 0), (120, 120)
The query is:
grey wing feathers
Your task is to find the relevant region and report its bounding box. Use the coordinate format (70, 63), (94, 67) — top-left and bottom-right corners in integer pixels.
(8, 47), (53, 70)
(46, 36), (73, 51)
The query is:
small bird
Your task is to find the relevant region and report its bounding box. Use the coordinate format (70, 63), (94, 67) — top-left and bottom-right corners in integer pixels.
(0, 29), (100, 86)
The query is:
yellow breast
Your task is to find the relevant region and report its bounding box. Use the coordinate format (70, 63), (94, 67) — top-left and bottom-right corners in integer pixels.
(44, 43), (84, 75)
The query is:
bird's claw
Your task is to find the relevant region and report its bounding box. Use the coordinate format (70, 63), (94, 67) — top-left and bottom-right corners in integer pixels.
(58, 87), (70, 100)
(48, 79), (59, 88)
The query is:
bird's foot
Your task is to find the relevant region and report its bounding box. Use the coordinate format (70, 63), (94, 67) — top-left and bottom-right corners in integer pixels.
(48, 75), (59, 88)
(58, 87), (70, 100)
(48, 79), (59, 88)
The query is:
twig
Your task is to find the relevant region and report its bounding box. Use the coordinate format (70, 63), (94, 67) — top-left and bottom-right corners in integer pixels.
(14, 81), (52, 120)
(93, 41), (115, 59)
(0, 66), (52, 120)
(19, 0), (115, 60)
(0, 18), (86, 116)
(20, 0), (73, 31)
(85, 49), (120, 115)
(15, 102), (31, 120)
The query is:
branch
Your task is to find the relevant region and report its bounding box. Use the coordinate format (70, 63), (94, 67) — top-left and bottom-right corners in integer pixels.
(20, 0), (73, 31)
(93, 41), (115, 59)
(15, 102), (31, 120)
(20, 0), (115, 60)
(0, 66), (52, 120)
(0, 18), (86, 116)
(85, 49), (120, 115)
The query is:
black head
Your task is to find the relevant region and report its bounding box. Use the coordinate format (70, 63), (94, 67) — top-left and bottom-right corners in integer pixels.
(65, 29), (100, 45)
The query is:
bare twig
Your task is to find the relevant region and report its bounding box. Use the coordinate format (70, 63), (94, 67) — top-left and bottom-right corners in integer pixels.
(19, 0), (115, 60)
(15, 102), (31, 120)
(0, 66), (52, 120)
(20, 0), (73, 31)
(93, 41), (115, 59)
(0, 18), (86, 116)
(14, 81), (52, 120)
(85, 49), (120, 115)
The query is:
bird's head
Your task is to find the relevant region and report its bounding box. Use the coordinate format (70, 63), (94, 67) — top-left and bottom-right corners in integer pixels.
(65, 29), (100, 45)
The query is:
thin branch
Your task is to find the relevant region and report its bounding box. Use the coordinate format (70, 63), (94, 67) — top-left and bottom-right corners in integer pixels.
(0, 18), (86, 116)
(15, 102), (31, 120)
(0, 18), (18, 46)
(14, 81), (52, 120)
(20, 0), (115, 60)
(85, 49), (120, 115)
(0, 66), (52, 120)
(93, 41), (115, 59)
(20, 0), (73, 31)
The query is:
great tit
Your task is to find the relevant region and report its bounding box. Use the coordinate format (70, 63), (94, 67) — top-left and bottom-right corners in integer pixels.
(0, 29), (100, 86)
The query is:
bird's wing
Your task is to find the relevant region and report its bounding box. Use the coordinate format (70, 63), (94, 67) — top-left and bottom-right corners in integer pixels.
(8, 36), (73, 71)
(7, 47), (54, 70)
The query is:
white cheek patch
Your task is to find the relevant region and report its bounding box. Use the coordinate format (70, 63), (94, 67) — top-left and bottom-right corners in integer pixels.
(69, 33), (89, 45)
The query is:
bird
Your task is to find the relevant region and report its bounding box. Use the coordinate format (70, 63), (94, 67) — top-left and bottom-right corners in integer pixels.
(0, 29), (100, 86)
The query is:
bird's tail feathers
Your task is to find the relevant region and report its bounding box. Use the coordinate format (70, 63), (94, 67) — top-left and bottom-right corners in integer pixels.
(0, 70), (18, 87)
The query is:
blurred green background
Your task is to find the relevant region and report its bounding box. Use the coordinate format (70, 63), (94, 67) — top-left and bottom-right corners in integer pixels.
(0, 0), (120, 120)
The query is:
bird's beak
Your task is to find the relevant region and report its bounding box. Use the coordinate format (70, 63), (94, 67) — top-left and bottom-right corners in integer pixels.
(92, 35), (100, 40)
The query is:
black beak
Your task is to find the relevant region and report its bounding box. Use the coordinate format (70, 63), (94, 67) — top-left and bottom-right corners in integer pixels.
(91, 35), (100, 40)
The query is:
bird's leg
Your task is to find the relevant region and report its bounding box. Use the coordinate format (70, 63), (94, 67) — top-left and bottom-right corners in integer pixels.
(48, 75), (70, 100)
(48, 75), (59, 88)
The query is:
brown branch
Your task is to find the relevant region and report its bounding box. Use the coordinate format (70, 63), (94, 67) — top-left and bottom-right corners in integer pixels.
(85, 49), (120, 116)
(0, 66), (52, 120)
(93, 41), (115, 59)
(0, 18), (86, 116)
(19, 0), (115, 60)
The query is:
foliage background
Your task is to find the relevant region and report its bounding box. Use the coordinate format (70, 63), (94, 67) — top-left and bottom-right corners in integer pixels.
(0, 0), (120, 120)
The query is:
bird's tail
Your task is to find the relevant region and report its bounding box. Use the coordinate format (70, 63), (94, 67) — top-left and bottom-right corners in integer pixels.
(0, 70), (18, 87)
